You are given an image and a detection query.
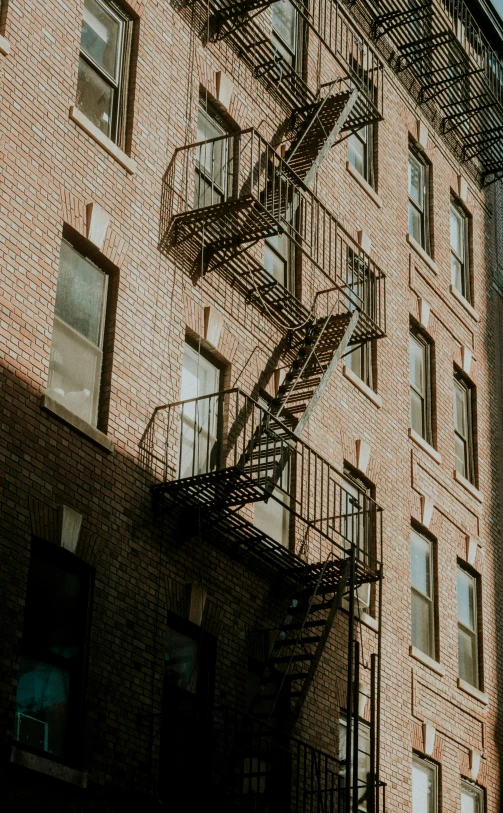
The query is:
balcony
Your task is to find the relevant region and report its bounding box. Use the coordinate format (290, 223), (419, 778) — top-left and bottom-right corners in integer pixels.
(161, 128), (386, 339)
(345, 0), (503, 184)
(144, 389), (382, 584)
(177, 1), (383, 181)
(212, 707), (386, 812)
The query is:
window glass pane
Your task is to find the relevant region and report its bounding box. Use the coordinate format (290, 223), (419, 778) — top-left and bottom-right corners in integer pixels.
(412, 759), (436, 813)
(457, 568), (475, 630)
(409, 202), (423, 245)
(339, 718), (371, 811)
(411, 591), (433, 656)
(410, 335), (425, 394)
(47, 318), (103, 425)
(16, 658), (71, 757)
(264, 233), (289, 288)
(461, 784), (482, 813)
(195, 109), (227, 204)
(181, 344), (220, 402)
(346, 344), (363, 380)
(348, 131), (366, 178)
(55, 242), (107, 346)
(411, 532), (430, 596)
(272, 0), (297, 53)
(455, 435), (467, 477)
(451, 254), (464, 295)
(454, 382), (467, 436)
(450, 205), (464, 258)
(458, 626), (477, 685)
(81, 0), (121, 79)
(179, 345), (220, 479)
(408, 154), (424, 208)
(410, 389), (424, 437)
(76, 58), (114, 137)
(254, 488), (290, 546)
(165, 627), (199, 693)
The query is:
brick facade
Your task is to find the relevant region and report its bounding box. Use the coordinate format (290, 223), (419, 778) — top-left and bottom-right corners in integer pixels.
(1, 0), (503, 811)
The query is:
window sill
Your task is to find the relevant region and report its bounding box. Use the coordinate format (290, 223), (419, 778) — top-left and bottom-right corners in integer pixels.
(41, 394), (114, 453)
(342, 598), (379, 631)
(69, 106), (136, 174)
(0, 35), (10, 55)
(10, 747), (87, 787)
(345, 162), (382, 208)
(409, 646), (445, 676)
(343, 365), (382, 408)
(406, 233), (439, 275)
(454, 470), (483, 503)
(457, 678), (488, 705)
(449, 285), (480, 321)
(408, 428), (442, 464)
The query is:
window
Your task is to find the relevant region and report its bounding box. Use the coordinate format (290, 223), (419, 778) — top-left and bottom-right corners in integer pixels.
(453, 374), (475, 483)
(450, 201), (470, 301)
(348, 125), (374, 185)
(76, 0), (132, 145)
(408, 150), (429, 251)
(194, 106), (228, 209)
(339, 716), (372, 811)
(410, 530), (435, 659)
(457, 566), (479, 688)
(342, 474), (373, 565)
(264, 232), (293, 291)
(14, 541), (91, 763)
(272, 0), (298, 69)
(254, 397), (292, 547)
(161, 615), (215, 806)
(345, 342), (373, 389)
(178, 343), (221, 479)
(410, 329), (432, 443)
(461, 781), (484, 813)
(412, 756), (438, 813)
(47, 241), (109, 427)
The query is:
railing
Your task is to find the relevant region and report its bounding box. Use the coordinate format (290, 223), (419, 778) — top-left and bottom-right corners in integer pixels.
(187, 0), (384, 117)
(144, 388), (382, 572)
(164, 128), (386, 335)
(213, 707), (386, 813)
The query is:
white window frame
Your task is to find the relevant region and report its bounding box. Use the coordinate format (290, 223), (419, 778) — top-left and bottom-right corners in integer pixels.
(461, 780), (484, 813)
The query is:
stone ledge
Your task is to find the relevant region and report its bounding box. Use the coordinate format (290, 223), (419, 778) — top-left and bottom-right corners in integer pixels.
(457, 678), (488, 705)
(408, 428), (442, 464)
(454, 469), (483, 503)
(0, 35), (10, 55)
(10, 747), (87, 787)
(41, 394), (114, 453)
(409, 646), (446, 676)
(343, 365), (382, 408)
(406, 233), (439, 275)
(345, 162), (383, 208)
(69, 106), (136, 174)
(449, 285), (480, 321)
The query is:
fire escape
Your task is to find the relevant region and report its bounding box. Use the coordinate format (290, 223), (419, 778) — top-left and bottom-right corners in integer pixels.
(180, 0), (384, 185)
(153, 2), (388, 811)
(342, 0), (503, 185)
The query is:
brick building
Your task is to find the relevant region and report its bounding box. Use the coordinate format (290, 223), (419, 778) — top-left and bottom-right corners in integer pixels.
(1, 0), (503, 811)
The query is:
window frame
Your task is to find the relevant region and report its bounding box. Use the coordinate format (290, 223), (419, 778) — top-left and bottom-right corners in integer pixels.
(14, 538), (93, 767)
(453, 371), (475, 484)
(271, 0), (299, 71)
(410, 529), (436, 660)
(77, 0), (131, 146)
(339, 714), (372, 813)
(461, 780), (484, 813)
(345, 341), (374, 389)
(450, 199), (471, 302)
(412, 755), (439, 813)
(47, 239), (111, 429)
(348, 124), (375, 187)
(409, 326), (433, 444)
(457, 564), (480, 689)
(408, 148), (430, 253)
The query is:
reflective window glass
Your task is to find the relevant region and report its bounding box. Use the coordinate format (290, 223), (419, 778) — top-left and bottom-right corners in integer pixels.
(81, 0), (121, 79)
(412, 757), (437, 813)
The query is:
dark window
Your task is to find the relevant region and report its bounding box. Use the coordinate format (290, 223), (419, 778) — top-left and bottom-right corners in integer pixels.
(342, 469), (375, 581)
(409, 328), (432, 443)
(453, 373), (475, 483)
(411, 530), (435, 659)
(14, 541), (91, 764)
(457, 566), (480, 688)
(408, 149), (430, 251)
(194, 106), (229, 209)
(272, 0), (298, 70)
(348, 125), (374, 186)
(345, 342), (373, 389)
(450, 201), (471, 301)
(161, 615), (215, 806)
(76, 0), (133, 146)
(47, 240), (109, 428)
(339, 715), (372, 812)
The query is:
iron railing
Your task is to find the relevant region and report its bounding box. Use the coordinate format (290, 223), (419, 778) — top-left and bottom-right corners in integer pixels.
(213, 707), (386, 813)
(181, 0), (383, 120)
(144, 388), (382, 574)
(163, 128), (386, 338)
(346, 0), (503, 184)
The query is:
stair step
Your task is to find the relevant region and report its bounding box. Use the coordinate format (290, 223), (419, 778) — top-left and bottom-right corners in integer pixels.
(281, 619), (326, 631)
(285, 672), (310, 681)
(277, 635), (322, 647)
(271, 653), (314, 664)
